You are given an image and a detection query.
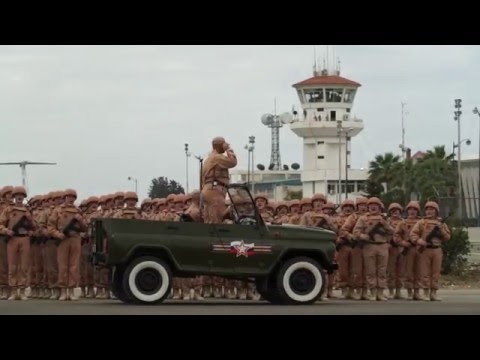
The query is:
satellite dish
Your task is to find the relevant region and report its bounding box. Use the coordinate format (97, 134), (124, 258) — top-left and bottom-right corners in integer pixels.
(257, 164), (265, 171)
(283, 165), (289, 170)
(261, 114), (274, 126)
(268, 163), (275, 170)
(291, 163), (300, 170)
(279, 112), (293, 124)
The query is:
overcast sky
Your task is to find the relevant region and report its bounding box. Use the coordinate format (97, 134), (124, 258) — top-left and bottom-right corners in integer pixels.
(1, 45), (480, 200)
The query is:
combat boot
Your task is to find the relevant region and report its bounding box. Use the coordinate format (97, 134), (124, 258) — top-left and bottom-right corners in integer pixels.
(345, 287), (355, 300)
(388, 288), (395, 299)
(172, 288), (181, 300)
(59, 288), (68, 301)
(86, 286), (94, 298)
(182, 288), (191, 300)
(30, 287), (36, 298)
(341, 287), (348, 298)
(352, 288), (361, 300)
(394, 288), (405, 299)
(361, 288), (369, 300)
(44, 288), (53, 299)
(430, 289), (442, 301)
(69, 288), (79, 301)
(37, 288), (44, 299)
(238, 288), (247, 300)
(203, 285), (212, 298)
(327, 287), (336, 298)
(366, 288), (376, 301)
(407, 288), (413, 300)
(0, 288), (8, 300)
(414, 288), (428, 301)
(423, 288), (430, 301)
(19, 288), (28, 300)
(247, 288), (256, 300)
(8, 288), (18, 300)
(376, 288), (388, 301)
(213, 287), (222, 298)
(193, 289), (204, 301)
(50, 288), (60, 300)
(80, 287), (86, 298)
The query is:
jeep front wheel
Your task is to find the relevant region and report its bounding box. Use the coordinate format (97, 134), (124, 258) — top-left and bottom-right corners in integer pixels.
(122, 256), (172, 305)
(276, 257), (325, 305)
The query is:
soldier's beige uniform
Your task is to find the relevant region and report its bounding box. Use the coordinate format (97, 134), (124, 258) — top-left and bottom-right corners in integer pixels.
(29, 197), (44, 298)
(321, 202), (339, 299)
(48, 189), (87, 301)
(335, 199), (356, 298)
(410, 201), (450, 301)
(395, 201), (421, 299)
(0, 186), (35, 300)
(340, 197), (368, 300)
(43, 191), (64, 299)
(273, 202), (289, 224)
(80, 196), (100, 298)
(353, 197), (394, 301)
(386, 203), (406, 299)
(0, 186), (13, 299)
(201, 137), (237, 224)
(288, 200), (302, 225)
(140, 198), (152, 219)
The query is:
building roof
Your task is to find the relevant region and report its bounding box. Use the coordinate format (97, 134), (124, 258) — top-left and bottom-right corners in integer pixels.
(412, 151), (427, 160)
(293, 75), (361, 88)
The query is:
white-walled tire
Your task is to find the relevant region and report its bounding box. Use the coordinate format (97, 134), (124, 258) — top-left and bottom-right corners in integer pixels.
(276, 257), (325, 305)
(122, 256), (172, 305)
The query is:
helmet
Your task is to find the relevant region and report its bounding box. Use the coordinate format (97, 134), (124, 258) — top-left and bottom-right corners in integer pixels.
(406, 201), (420, 212)
(300, 198), (312, 207)
(424, 201), (439, 214)
(52, 191), (63, 200)
(141, 198), (152, 207)
(12, 186), (27, 197)
(1, 186), (13, 197)
(166, 194), (176, 203)
(184, 194), (193, 203)
(64, 189), (77, 199)
(341, 199), (355, 208)
(323, 202), (336, 210)
(158, 198), (167, 206)
(388, 203), (403, 213)
(113, 192), (124, 200)
(124, 192), (138, 201)
(367, 197), (383, 207)
(255, 193), (269, 203)
(311, 193), (327, 203)
(355, 197), (368, 206)
(212, 137), (226, 146)
(174, 194), (186, 204)
(190, 190), (200, 201)
(87, 196), (100, 205)
(288, 199), (301, 209)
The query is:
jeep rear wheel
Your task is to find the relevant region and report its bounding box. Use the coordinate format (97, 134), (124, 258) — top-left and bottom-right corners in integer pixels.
(111, 267), (133, 304)
(276, 257), (325, 305)
(122, 256), (172, 305)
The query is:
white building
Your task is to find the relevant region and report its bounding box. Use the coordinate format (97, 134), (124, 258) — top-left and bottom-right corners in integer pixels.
(289, 61), (368, 203)
(460, 155), (480, 221)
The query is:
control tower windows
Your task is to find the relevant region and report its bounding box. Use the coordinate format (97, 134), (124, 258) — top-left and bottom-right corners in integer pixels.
(326, 88), (343, 102)
(344, 89), (356, 103)
(305, 89), (324, 103)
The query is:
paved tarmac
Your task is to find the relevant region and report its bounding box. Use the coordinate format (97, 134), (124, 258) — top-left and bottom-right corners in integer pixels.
(1, 289), (479, 315)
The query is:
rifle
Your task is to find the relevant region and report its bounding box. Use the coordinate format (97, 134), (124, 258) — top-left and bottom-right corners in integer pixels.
(62, 216), (82, 237)
(418, 214), (452, 253)
(368, 222), (386, 241)
(11, 215), (34, 237)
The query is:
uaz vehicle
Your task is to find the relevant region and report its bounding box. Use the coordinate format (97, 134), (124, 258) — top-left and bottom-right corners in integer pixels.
(91, 184), (337, 305)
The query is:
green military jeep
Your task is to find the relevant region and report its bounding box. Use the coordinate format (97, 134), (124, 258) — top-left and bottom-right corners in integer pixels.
(91, 184), (337, 305)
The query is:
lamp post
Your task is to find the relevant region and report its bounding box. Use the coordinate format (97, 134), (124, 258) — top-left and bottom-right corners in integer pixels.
(244, 136), (255, 192)
(185, 143), (191, 193)
(336, 121), (342, 204)
(454, 99), (462, 220)
(344, 127), (354, 199)
(473, 106), (480, 225)
(127, 176), (138, 193)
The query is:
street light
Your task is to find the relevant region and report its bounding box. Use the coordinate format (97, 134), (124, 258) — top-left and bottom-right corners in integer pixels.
(474, 107), (480, 225)
(344, 127), (354, 199)
(336, 121), (342, 204)
(454, 99), (463, 220)
(244, 136), (255, 192)
(127, 176), (138, 193)
(185, 143), (191, 193)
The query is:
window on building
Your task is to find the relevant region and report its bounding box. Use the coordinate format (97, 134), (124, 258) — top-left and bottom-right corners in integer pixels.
(305, 89), (324, 103)
(327, 183), (336, 194)
(330, 111), (336, 121)
(317, 155), (325, 159)
(326, 88), (343, 102)
(317, 141), (324, 145)
(344, 89), (356, 103)
(347, 182), (355, 193)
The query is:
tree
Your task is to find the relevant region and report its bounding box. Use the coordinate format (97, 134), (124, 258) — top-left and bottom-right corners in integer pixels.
(148, 177), (185, 198)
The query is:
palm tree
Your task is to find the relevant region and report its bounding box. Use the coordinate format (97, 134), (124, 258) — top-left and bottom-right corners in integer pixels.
(368, 152), (403, 192)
